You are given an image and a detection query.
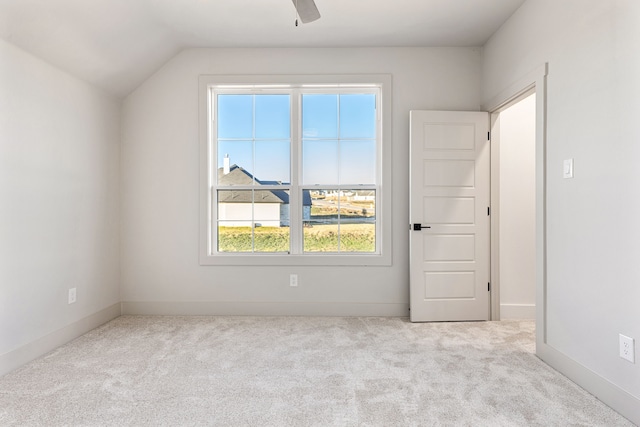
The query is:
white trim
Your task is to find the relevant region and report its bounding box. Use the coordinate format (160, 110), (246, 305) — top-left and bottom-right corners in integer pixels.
(486, 63), (547, 336)
(199, 74), (392, 266)
(485, 65), (548, 322)
(499, 304), (536, 320)
(488, 86), (537, 321)
(0, 304), (121, 377)
(489, 114), (502, 321)
(121, 301), (408, 317)
(483, 64), (548, 113)
(537, 344), (640, 425)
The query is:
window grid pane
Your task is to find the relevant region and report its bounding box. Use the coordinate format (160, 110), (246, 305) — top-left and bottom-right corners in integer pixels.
(304, 189), (376, 253)
(301, 93), (376, 186)
(216, 188), (291, 253)
(217, 94), (291, 186)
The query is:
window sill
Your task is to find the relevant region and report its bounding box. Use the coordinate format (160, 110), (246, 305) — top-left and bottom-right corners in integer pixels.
(199, 252), (392, 267)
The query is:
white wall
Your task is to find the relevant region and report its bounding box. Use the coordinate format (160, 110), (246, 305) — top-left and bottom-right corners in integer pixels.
(218, 203), (281, 227)
(498, 94), (536, 319)
(483, 0), (640, 419)
(0, 38), (121, 372)
(120, 47), (481, 315)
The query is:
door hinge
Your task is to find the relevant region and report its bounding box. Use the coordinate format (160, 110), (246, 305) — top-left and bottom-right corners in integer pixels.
(488, 282), (491, 292)
(487, 131), (490, 141)
(487, 207), (490, 216)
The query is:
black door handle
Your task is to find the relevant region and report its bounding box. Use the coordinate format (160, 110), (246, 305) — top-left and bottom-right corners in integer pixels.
(413, 223), (431, 231)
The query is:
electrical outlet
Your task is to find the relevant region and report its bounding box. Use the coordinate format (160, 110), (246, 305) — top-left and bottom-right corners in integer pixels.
(289, 274), (298, 287)
(619, 334), (635, 363)
(68, 288), (77, 304)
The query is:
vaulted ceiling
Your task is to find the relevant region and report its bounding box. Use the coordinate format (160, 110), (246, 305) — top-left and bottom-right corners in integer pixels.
(0, 0), (525, 97)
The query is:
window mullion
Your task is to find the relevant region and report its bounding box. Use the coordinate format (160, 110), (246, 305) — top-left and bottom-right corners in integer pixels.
(336, 95), (342, 252)
(376, 89), (382, 254)
(209, 88), (216, 255)
(289, 90), (301, 255)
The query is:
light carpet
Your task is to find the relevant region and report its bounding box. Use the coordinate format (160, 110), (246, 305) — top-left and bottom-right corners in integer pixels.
(0, 316), (634, 426)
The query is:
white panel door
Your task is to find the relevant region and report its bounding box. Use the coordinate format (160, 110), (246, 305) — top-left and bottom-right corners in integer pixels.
(409, 111), (490, 322)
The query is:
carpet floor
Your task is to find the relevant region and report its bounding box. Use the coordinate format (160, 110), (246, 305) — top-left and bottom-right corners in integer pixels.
(0, 316), (634, 426)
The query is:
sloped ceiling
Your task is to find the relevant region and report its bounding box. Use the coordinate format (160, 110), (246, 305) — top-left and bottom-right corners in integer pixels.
(0, 0), (525, 97)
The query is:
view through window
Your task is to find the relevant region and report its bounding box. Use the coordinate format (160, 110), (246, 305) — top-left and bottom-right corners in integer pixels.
(211, 86), (380, 255)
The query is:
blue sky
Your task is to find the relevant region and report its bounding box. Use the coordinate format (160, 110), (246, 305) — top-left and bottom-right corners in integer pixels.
(217, 93), (376, 185)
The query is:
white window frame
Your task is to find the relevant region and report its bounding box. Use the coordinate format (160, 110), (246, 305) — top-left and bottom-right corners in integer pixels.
(199, 74), (392, 266)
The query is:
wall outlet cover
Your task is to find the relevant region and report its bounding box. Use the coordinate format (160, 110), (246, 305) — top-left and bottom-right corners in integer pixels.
(619, 334), (635, 363)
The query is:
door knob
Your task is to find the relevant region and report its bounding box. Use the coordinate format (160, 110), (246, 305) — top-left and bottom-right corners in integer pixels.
(412, 223), (431, 231)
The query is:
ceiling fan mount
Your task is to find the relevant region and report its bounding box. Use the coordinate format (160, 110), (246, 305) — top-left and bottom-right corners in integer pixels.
(292, 0), (321, 24)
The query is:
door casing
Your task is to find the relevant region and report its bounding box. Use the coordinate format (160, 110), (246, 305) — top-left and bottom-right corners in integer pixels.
(483, 64), (547, 340)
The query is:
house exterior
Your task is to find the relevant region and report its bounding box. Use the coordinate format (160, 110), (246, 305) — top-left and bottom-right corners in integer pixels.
(217, 165), (311, 227)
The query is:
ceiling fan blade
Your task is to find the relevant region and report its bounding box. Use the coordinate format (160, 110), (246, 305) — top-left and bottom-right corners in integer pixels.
(292, 0), (321, 23)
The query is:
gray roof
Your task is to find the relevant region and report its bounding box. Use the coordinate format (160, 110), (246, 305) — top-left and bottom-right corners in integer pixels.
(217, 165), (311, 205)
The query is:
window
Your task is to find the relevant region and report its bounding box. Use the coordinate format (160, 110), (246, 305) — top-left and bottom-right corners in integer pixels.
(199, 75), (391, 266)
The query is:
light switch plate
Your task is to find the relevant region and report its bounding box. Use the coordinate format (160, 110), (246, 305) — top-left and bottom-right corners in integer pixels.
(563, 159), (574, 179)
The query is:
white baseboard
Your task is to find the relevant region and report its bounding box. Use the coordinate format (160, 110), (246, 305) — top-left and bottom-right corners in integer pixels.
(500, 303), (536, 319)
(0, 303), (121, 377)
(121, 301), (409, 317)
(537, 342), (640, 426)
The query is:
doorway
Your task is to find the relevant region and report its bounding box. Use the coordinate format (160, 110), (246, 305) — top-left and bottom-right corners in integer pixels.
(486, 64), (547, 351)
(493, 92), (537, 320)
(409, 63), (547, 326)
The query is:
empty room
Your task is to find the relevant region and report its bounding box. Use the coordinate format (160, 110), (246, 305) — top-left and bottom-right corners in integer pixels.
(1, 0), (638, 425)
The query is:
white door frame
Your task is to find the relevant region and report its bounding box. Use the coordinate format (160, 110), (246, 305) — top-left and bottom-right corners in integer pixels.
(483, 63), (548, 350)
(487, 87), (536, 321)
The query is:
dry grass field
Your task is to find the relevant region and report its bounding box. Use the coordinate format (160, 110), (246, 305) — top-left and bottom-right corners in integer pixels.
(218, 224), (375, 252)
